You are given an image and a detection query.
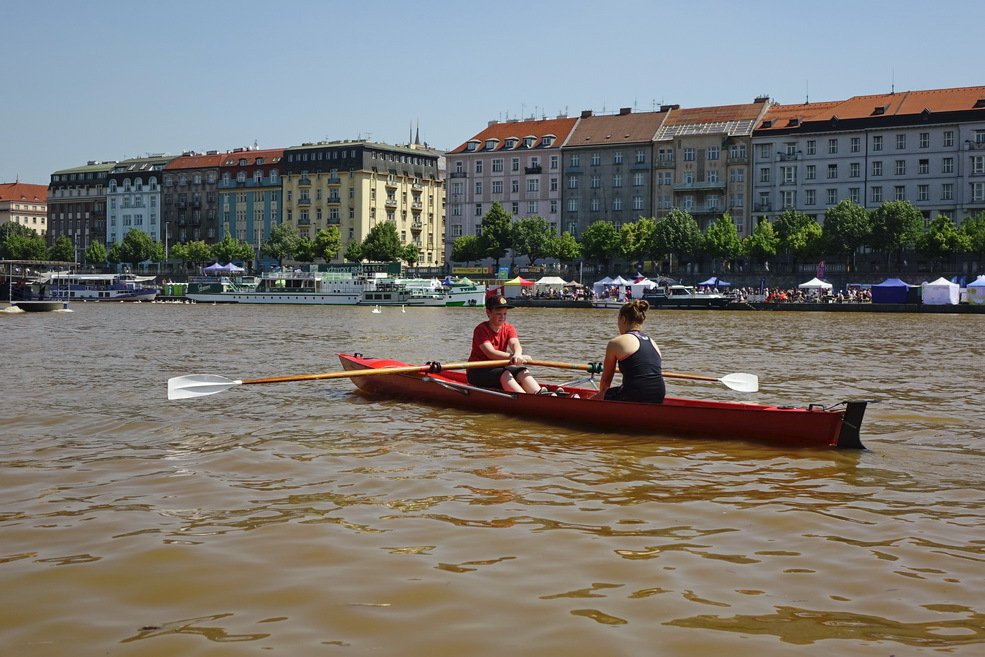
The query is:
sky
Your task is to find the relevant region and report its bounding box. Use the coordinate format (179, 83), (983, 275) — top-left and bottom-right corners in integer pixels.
(2, 0), (982, 185)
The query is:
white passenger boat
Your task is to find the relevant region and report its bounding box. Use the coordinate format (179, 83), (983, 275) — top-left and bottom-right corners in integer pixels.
(360, 277), (486, 307)
(43, 272), (159, 302)
(184, 271), (364, 305)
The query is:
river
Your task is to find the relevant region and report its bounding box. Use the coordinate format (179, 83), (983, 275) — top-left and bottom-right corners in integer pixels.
(2, 302), (983, 656)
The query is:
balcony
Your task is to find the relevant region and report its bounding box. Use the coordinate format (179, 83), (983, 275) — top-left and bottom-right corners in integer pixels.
(411, 201), (423, 210)
(672, 180), (726, 192)
(754, 202), (772, 212)
(327, 195), (341, 204)
(776, 153), (801, 161)
(449, 171), (467, 178)
(328, 176), (341, 184)
(298, 176), (312, 186)
(385, 197), (397, 207)
(412, 182), (423, 190)
(525, 165), (542, 174)
(410, 222), (423, 232)
(298, 197), (311, 206)
(385, 179), (398, 189)
(656, 158), (675, 169)
(727, 154), (749, 164)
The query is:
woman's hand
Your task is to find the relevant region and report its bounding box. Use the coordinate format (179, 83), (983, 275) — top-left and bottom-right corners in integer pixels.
(511, 354), (529, 365)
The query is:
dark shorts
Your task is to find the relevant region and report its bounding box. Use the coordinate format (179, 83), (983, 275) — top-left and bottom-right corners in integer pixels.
(467, 365), (527, 389)
(603, 384), (665, 404)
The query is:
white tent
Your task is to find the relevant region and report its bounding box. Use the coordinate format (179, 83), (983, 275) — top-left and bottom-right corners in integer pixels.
(967, 275), (985, 305)
(921, 277), (960, 305)
(798, 277), (832, 291)
(610, 275), (632, 286)
(534, 276), (567, 292)
(592, 276), (614, 296)
(630, 277), (657, 298)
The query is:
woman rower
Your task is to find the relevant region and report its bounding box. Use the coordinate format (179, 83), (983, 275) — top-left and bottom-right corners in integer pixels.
(467, 295), (545, 394)
(591, 299), (666, 403)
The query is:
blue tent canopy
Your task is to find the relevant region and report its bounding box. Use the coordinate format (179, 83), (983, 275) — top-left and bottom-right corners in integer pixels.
(871, 278), (913, 304)
(698, 277), (731, 287)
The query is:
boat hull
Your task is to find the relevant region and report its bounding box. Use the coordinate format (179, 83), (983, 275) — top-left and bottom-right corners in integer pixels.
(11, 300), (70, 312)
(338, 354), (866, 449)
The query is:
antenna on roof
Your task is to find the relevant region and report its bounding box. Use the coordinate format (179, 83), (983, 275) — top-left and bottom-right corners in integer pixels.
(805, 80), (809, 104)
(891, 67), (895, 94)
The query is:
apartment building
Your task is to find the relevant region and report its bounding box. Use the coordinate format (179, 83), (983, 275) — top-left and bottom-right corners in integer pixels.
(445, 115), (578, 251)
(1, 182), (49, 237)
(752, 85), (985, 226)
(162, 151), (224, 244)
(561, 108), (667, 237)
(281, 140), (445, 266)
(105, 155), (174, 245)
(46, 162), (114, 253)
(653, 99), (771, 235)
(217, 148), (284, 255)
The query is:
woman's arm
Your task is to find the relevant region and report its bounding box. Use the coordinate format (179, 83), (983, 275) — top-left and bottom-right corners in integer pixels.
(591, 338), (621, 399)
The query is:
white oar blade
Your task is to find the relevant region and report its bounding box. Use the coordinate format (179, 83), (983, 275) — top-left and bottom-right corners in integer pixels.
(720, 373), (758, 393)
(168, 374), (241, 400)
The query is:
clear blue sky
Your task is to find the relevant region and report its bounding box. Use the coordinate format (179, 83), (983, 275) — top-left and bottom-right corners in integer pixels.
(2, 0), (981, 185)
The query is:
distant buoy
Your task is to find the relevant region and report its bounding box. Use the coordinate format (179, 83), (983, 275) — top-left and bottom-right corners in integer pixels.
(401, 305), (406, 313)
(372, 305), (382, 314)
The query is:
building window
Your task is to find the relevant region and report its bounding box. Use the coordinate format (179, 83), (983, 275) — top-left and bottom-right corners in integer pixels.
(550, 155), (559, 170)
(550, 199), (558, 214)
(707, 147), (720, 161)
(850, 162), (860, 178)
(871, 186), (882, 203)
(633, 172), (644, 187)
(943, 157), (954, 174)
(492, 159), (503, 172)
(567, 198), (578, 212)
(591, 152), (601, 166)
(527, 179), (539, 192)
(591, 198), (600, 212)
(612, 197), (622, 211)
(805, 164), (816, 181)
(782, 190), (796, 208)
(758, 144), (772, 159)
(759, 167), (770, 183)
(943, 131), (954, 148)
(828, 138), (838, 154)
(917, 184), (929, 201)
(684, 148), (696, 161)
(806, 140), (816, 155)
(550, 177), (558, 191)
(569, 154), (580, 167)
(783, 166), (797, 184)
(568, 176), (578, 189)
(475, 203), (482, 216)
(895, 185), (906, 201)
(527, 201), (538, 214)
(512, 158), (520, 172)
(896, 134), (906, 150)
(895, 160), (906, 176)
(942, 183), (954, 201)
(973, 155), (985, 175)
(919, 132), (930, 148)
(872, 135), (883, 151)
(613, 152), (623, 165)
(635, 150), (646, 164)
(919, 159), (929, 175)
(492, 180), (503, 194)
(474, 181), (482, 195)
(975, 182), (985, 202)
(591, 175), (600, 189)
(849, 187), (860, 203)
(872, 161), (883, 177)
(475, 160), (483, 174)
(805, 189), (816, 205)
(633, 195), (644, 210)
(512, 180), (519, 193)
(850, 137), (861, 153)
(826, 188), (837, 205)
(827, 164), (838, 179)
(613, 174), (622, 188)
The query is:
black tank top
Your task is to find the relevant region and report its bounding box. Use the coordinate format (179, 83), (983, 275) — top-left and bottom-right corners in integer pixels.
(615, 330), (666, 402)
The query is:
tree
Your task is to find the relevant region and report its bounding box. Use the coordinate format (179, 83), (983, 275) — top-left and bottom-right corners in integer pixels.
(512, 215), (554, 265)
(916, 215), (971, 269)
(580, 220), (622, 272)
(263, 224), (301, 266)
(652, 209), (702, 272)
(211, 231), (253, 265)
(619, 217), (656, 268)
(742, 217), (779, 269)
(551, 231), (581, 263)
(85, 241), (108, 267)
(960, 211), (985, 263)
(822, 200), (871, 271)
(294, 236), (317, 264)
(702, 213), (742, 271)
(0, 223), (47, 260)
(314, 227), (342, 262)
(402, 243), (420, 266)
(344, 241), (364, 263)
(451, 235), (485, 264)
(47, 235), (75, 262)
(115, 229), (158, 268)
(360, 221), (403, 262)
(479, 201), (513, 266)
(869, 200), (923, 270)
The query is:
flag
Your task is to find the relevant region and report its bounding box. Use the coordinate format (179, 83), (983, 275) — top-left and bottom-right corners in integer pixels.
(816, 260), (826, 280)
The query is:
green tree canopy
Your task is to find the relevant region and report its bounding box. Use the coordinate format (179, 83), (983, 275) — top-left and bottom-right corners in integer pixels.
(580, 220), (622, 272)
(314, 227), (342, 262)
(479, 202), (514, 266)
(960, 211), (985, 261)
(551, 231), (581, 262)
(822, 200), (872, 270)
(512, 215), (555, 265)
(294, 236), (317, 264)
(869, 200), (924, 269)
(85, 240), (108, 266)
(115, 229), (158, 268)
(47, 235), (75, 262)
(211, 231), (254, 264)
(653, 209), (702, 269)
(402, 243), (420, 266)
(263, 224), (301, 266)
(619, 217), (656, 265)
(451, 235), (484, 264)
(344, 241), (363, 263)
(742, 217), (779, 267)
(702, 213), (743, 267)
(0, 223), (47, 260)
(773, 209), (822, 260)
(360, 221), (403, 262)
(916, 215), (971, 265)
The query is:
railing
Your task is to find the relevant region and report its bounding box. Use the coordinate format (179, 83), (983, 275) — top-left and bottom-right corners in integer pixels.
(524, 165), (542, 174)
(671, 180), (725, 191)
(449, 172), (467, 178)
(298, 177), (311, 186)
(656, 159), (675, 168)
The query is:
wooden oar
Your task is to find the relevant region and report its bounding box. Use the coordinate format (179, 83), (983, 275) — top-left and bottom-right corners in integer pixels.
(168, 359), (510, 400)
(527, 359), (759, 393)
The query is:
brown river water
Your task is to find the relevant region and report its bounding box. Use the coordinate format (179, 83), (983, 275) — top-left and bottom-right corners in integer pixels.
(2, 303), (983, 656)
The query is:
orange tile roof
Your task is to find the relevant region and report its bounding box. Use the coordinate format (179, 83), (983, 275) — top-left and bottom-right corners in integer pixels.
(164, 152), (226, 170)
(219, 148), (285, 168)
(565, 110), (668, 147)
(662, 102), (767, 126)
(0, 182), (48, 203)
(449, 116), (578, 153)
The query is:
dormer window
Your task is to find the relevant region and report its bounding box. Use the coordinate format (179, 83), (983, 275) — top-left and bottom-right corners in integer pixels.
(523, 136), (536, 148)
(256, 157), (264, 165)
(485, 138), (499, 150)
(505, 138), (518, 149)
(542, 135), (555, 147)
(761, 120), (773, 128)
(974, 98), (985, 109)
(872, 105), (887, 116)
(465, 140), (479, 152)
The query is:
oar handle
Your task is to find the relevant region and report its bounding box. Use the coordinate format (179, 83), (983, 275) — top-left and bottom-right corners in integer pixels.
(240, 359), (511, 385)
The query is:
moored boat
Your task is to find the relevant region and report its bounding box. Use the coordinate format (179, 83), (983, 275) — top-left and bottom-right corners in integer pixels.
(642, 285), (732, 309)
(42, 272), (159, 302)
(337, 353), (867, 449)
(360, 277), (485, 307)
(185, 270), (363, 304)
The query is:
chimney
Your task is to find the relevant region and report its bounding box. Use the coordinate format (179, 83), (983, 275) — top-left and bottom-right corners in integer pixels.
(619, 107), (631, 115)
(660, 104), (680, 112)
(580, 110), (593, 118)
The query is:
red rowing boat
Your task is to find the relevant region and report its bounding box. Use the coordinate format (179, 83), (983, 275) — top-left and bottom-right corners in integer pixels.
(338, 354), (867, 449)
